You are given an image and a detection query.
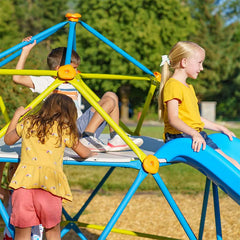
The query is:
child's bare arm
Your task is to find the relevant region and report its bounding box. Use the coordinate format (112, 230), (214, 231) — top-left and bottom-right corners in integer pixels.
(201, 117), (235, 140)
(167, 99), (206, 152)
(4, 106), (32, 145)
(13, 36), (36, 88)
(72, 140), (96, 159)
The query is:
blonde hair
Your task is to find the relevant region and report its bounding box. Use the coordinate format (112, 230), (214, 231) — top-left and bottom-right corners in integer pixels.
(158, 41), (204, 120)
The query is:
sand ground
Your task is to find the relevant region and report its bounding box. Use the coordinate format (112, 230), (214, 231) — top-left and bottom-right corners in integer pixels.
(0, 190), (239, 240)
(59, 190), (240, 240)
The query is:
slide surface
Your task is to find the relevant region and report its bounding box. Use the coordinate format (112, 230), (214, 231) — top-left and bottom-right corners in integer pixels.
(154, 134), (240, 205)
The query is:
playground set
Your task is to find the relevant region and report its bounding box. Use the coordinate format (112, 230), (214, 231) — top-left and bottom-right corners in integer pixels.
(0, 13), (239, 240)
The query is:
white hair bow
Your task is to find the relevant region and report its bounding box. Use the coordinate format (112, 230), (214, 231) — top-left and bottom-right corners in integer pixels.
(160, 55), (170, 67)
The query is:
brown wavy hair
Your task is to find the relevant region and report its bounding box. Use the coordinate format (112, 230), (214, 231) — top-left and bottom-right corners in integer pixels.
(24, 93), (79, 146)
(47, 47), (81, 70)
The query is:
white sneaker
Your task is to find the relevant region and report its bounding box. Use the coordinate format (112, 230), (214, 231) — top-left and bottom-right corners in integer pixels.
(80, 136), (107, 152)
(106, 134), (143, 152)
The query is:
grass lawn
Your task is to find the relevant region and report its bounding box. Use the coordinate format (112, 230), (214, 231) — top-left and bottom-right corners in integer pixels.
(64, 124), (240, 195)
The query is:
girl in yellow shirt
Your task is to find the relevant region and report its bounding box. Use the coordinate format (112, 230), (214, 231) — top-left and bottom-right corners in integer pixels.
(158, 41), (240, 170)
(4, 93), (94, 240)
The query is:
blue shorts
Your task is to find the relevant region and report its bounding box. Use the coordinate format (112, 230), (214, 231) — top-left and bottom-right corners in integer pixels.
(77, 107), (107, 138)
(165, 131), (219, 150)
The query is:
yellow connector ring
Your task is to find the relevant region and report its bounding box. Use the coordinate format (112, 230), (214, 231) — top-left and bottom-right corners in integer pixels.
(142, 155), (159, 174)
(58, 65), (76, 81)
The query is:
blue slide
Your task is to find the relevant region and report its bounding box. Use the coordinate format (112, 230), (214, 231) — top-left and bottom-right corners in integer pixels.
(154, 133), (240, 205)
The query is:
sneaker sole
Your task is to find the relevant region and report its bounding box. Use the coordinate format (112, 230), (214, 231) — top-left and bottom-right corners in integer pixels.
(106, 139), (143, 152)
(106, 143), (131, 152)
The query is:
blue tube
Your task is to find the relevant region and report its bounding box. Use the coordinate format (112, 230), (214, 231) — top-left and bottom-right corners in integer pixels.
(73, 167), (115, 221)
(212, 183), (222, 240)
(80, 21), (154, 76)
(99, 168), (148, 240)
(0, 21), (68, 60)
(153, 173), (197, 239)
(198, 178), (211, 240)
(0, 50), (22, 67)
(65, 21), (77, 65)
(0, 28), (58, 67)
(0, 200), (14, 238)
(73, 30), (77, 51)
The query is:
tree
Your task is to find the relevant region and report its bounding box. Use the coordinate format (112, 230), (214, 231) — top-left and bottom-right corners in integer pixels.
(12, 0), (68, 36)
(73, 0), (197, 120)
(217, 0), (240, 24)
(0, 1), (70, 127)
(188, 0), (240, 119)
(0, 0), (19, 49)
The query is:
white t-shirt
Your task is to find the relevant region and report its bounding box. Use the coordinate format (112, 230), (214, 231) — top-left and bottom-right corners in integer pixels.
(30, 76), (83, 117)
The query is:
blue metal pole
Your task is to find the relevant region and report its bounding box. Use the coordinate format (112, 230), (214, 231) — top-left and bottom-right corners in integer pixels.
(98, 168), (148, 240)
(0, 27), (57, 67)
(66, 21), (77, 65)
(198, 178), (211, 240)
(72, 223), (88, 240)
(80, 21), (154, 76)
(0, 21), (68, 60)
(0, 200), (14, 238)
(73, 27), (77, 51)
(153, 173), (197, 240)
(0, 50), (22, 67)
(60, 222), (72, 238)
(73, 167), (115, 221)
(212, 183), (222, 240)
(62, 207), (72, 221)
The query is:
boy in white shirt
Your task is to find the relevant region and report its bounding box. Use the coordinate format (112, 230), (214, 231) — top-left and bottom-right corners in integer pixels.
(13, 36), (143, 152)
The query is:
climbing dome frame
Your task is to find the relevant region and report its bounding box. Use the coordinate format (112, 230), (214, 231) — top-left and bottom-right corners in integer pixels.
(0, 13), (239, 240)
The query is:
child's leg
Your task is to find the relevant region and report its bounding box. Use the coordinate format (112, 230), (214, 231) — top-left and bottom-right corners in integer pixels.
(14, 227), (31, 240)
(45, 223), (61, 240)
(84, 92), (119, 134)
(216, 149), (240, 170)
(31, 225), (44, 240)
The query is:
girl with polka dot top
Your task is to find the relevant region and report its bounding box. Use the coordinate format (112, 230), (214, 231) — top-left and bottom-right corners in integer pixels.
(4, 93), (94, 240)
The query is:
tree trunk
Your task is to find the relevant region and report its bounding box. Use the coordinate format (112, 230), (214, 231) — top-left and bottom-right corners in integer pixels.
(119, 85), (131, 123)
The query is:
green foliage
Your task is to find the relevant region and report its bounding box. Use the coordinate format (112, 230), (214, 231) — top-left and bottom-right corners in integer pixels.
(73, 0), (197, 108)
(0, 1), (70, 126)
(0, 0), (20, 49)
(0, 0), (240, 121)
(12, 0), (68, 36)
(218, 0), (240, 23)
(188, 0), (240, 119)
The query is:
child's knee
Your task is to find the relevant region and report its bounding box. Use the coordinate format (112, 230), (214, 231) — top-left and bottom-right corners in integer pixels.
(102, 92), (119, 107)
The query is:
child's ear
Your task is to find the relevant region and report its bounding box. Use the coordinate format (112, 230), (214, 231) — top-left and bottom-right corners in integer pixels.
(180, 58), (187, 68)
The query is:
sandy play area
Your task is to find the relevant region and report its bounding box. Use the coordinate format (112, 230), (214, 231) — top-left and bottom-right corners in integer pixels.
(59, 190), (240, 240)
(0, 190), (239, 239)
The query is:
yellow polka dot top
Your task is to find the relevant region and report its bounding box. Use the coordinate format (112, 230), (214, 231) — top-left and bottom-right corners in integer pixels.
(9, 120), (76, 202)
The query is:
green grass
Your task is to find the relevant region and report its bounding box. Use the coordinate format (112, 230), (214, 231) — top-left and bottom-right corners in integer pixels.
(64, 125), (240, 195)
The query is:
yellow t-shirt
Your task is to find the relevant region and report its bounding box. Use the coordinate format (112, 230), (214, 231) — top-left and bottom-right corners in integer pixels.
(9, 120), (76, 202)
(163, 78), (204, 135)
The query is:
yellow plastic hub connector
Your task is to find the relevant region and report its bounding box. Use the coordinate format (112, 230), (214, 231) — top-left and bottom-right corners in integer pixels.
(142, 155), (159, 174)
(65, 13), (81, 22)
(58, 65), (76, 80)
